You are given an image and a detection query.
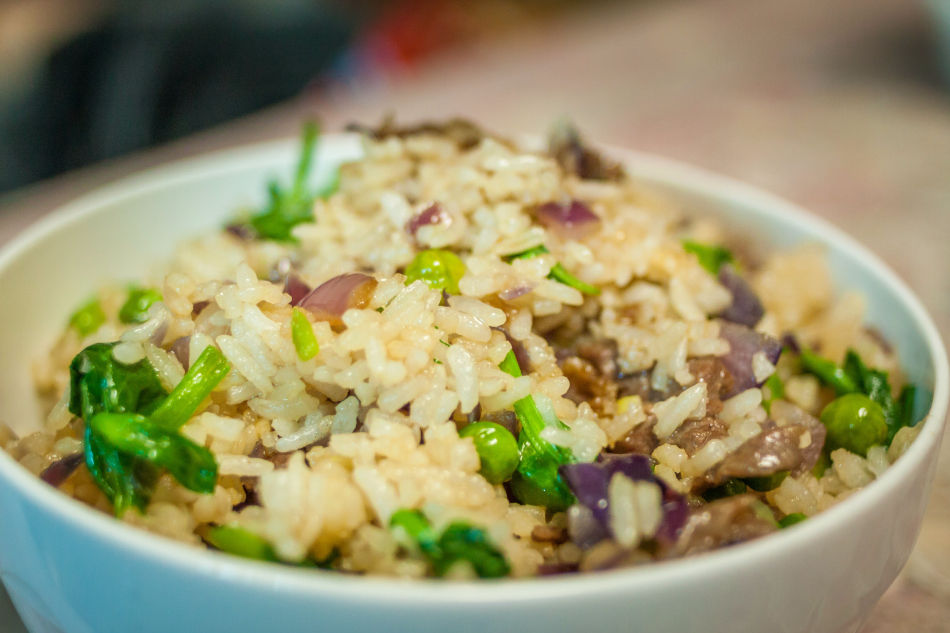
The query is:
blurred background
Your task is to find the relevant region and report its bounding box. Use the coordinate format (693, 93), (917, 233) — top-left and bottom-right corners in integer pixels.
(0, 0), (949, 631)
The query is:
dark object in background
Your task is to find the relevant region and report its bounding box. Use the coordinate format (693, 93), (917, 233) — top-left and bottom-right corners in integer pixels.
(0, 1), (353, 194)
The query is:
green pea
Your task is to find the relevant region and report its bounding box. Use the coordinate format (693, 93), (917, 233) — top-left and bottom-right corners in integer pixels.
(69, 298), (105, 337)
(459, 421), (519, 484)
(405, 249), (465, 294)
(119, 286), (163, 324)
(820, 393), (888, 457)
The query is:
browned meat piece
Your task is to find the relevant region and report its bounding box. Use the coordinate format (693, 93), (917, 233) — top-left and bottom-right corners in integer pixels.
(537, 562), (580, 575)
(346, 117), (488, 150)
(531, 525), (569, 544)
(611, 415), (659, 455)
(703, 425), (815, 488)
(686, 357), (734, 415)
(548, 120), (624, 181)
(575, 338), (619, 379)
(561, 355), (618, 417)
(668, 416), (728, 457)
(481, 409), (519, 436)
(768, 400), (827, 475)
(669, 494), (777, 557)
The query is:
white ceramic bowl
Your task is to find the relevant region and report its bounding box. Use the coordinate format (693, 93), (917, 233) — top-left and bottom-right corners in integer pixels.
(0, 135), (946, 633)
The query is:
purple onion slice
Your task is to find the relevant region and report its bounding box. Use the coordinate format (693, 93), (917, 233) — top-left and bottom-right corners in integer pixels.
(560, 453), (687, 546)
(719, 321), (783, 396)
(40, 453), (84, 488)
(298, 273), (378, 328)
(405, 203), (446, 237)
(284, 274), (312, 306)
(534, 200), (600, 240)
(717, 264), (764, 327)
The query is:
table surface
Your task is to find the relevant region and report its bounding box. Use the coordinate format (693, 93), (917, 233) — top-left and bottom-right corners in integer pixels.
(1, 0), (949, 630)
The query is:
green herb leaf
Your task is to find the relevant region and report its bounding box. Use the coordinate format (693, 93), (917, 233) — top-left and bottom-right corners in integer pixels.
(388, 510), (509, 578)
(897, 385), (919, 431)
(389, 509), (440, 556)
(247, 122), (334, 242)
(69, 298), (106, 337)
(68, 342), (168, 421)
(149, 345), (231, 431)
(435, 522), (510, 578)
(69, 342), (169, 514)
(119, 287), (163, 324)
(290, 308), (320, 361)
(682, 240), (735, 275)
(90, 412), (217, 494)
(505, 245), (599, 296)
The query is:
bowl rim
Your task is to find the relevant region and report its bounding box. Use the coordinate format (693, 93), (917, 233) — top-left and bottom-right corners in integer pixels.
(0, 134), (946, 604)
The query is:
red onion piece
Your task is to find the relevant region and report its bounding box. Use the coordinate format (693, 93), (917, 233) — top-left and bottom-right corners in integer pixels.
(535, 200), (601, 240)
(561, 454), (688, 547)
(284, 274), (312, 306)
(656, 493), (690, 546)
(40, 453), (84, 488)
(149, 322), (168, 347)
(225, 223), (255, 241)
(405, 203), (445, 237)
(170, 336), (191, 369)
(717, 264), (764, 327)
(780, 332), (801, 354)
(567, 503), (608, 548)
(498, 284), (535, 301)
(719, 321), (783, 396)
(298, 273), (378, 328)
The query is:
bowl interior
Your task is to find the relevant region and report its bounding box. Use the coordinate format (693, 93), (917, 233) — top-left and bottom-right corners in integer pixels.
(0, 134), (945, 624)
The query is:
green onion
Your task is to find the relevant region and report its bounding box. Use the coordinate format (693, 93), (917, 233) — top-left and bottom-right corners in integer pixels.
(90, 412), (218, 494)
(779, 513), (807, 528)
(205, 525), (280, 562)
(743, 470), (788, 492)
(69, 298), (106, 337)
(119, 286), (163, 324)
(505, 245), (599, 296)
(682, 240), (735, 275)
(290, 308), (320, 361)
(499, 350), (576, 510)
(762, 373), (784, 413)
(149, 345), (231, 430)
(84, 424), (160, 516)
(799, 349), (858, 395)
